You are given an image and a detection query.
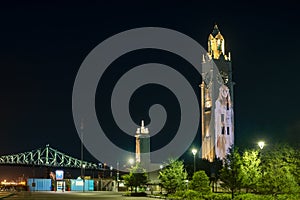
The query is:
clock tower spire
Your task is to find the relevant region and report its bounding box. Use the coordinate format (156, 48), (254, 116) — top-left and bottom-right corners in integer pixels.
(207, 24), (230, 61)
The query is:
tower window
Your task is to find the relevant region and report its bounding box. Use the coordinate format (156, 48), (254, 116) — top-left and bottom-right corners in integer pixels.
(217, 40), (222, 51)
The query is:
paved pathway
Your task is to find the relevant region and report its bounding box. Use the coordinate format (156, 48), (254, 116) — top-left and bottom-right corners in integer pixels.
(3, 191), (163, 200)
(0, 192), (13, 199)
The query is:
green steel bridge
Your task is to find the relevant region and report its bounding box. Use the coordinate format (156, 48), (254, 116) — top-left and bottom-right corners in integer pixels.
(0, 145), (100, 169)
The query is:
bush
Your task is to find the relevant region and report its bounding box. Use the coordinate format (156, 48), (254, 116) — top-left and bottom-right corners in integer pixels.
(203, 193), (232, 200)
(129, 192), (147, 197)
(171, 190), (204, 200)
(189, 171), (211, 194)
(234, 193), (273, 200)
(183, 190), (203, 200)
(172, 190), (185, 197)
(169, 192), (300, 200)
(123, 191), (147, 197)
(234, 193), (300, 200)
(167, 191), (184, 200)
(172, 191), (232, 200)
(277, 194), (300, 200)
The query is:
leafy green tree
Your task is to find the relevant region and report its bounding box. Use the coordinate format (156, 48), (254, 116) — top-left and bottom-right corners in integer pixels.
(241, 150), (261, 192)
(259, 144), (300, 197)
(220, 146), (243, 199)
(122, 163), (148, 193)
(159, 159), (188, 194)
(188, 170), (211, 194)
(122, 173), (133, 191)
(259, 163), (299, 197)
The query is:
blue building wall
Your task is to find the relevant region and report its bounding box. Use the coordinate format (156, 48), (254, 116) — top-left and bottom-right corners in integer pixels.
(70, 179), (94, 191)
(27, 179), (52, 191)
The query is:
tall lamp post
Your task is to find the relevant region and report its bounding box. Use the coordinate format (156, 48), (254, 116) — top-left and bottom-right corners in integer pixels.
(117, 161), (119, 192)
(82, 164), (86, 192)
(80, 120), (84, 180)
(110, 166), (113, 177)
(192, 149), (197, 173)
(258, 141), (265, 183)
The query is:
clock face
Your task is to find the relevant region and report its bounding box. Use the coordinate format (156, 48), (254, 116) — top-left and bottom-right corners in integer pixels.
(203, 70), (229, 86)
(214, 70), (230, 85)
(220, 71), (229, 84)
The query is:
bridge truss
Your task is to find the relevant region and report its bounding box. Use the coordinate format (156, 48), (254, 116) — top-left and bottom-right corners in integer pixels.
(0, 145), (99, 169)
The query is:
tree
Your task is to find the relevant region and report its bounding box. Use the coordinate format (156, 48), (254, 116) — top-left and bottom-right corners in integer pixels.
(188, 170), (211, 194)
(240, 150), (261, 192)
(159, 159), (188, 194)
(122, 173), (134, 192)
(259, 163), (299, 197)
(220, 146), (243, 199)
(122, 163), (148, 193)
(258, 144), (300, 197)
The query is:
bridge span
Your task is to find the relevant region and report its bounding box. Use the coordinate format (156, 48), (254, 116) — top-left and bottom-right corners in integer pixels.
(0, 145), (101, 169)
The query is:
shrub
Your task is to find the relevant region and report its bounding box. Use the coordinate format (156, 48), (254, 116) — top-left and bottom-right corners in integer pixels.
(169, 191), (300, 200)
(129, 192), (147, 197)
(189, 170), (211, 194)
(171, 190), (204, 200)
(234, 193), (272, 200)
(183, 190), (203, 200)
(277, 194), (300, 200)
(203, 193), (232, 200)
(233, 193), (300, 200)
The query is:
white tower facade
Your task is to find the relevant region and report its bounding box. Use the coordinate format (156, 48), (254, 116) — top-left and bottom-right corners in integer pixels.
(135, 120), (151, 168)
(201, 25), (234, 161)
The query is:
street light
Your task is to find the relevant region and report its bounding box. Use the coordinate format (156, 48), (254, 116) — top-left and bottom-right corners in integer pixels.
(128, 158), (134, 165)
(128, 158), (134, 168)
(258, 141), (265, 150)
(191, 148), (197, 173)
(257, 141), (265, 183)
(110, 166), (113, 177)
(80, 121), (84, 180)
(82, 164), (86, 177)
(82, 164), (86, 192)
(159, 164), (163, 194)
(117, 161), (119, 192)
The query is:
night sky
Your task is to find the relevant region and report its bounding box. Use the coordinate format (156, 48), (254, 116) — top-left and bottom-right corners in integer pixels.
(0, 1), (300, 179)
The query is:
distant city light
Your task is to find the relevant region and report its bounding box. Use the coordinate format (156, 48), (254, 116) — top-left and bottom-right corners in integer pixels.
(0, 180), (26, 186)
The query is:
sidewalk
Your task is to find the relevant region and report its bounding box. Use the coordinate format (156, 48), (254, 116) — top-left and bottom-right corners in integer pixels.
(0, 192), (14, 199)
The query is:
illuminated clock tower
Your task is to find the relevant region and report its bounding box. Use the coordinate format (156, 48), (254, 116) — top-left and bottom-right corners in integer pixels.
(135, 120), (151, 168)
(200, 25), (234, 161)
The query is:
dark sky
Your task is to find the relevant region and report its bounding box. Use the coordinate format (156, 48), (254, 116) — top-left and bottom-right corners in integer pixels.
(0, 1), (300, 179)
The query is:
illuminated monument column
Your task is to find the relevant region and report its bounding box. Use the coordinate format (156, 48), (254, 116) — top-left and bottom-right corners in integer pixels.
(135, 120), (150, 168)
(200, 25), (234, 161)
